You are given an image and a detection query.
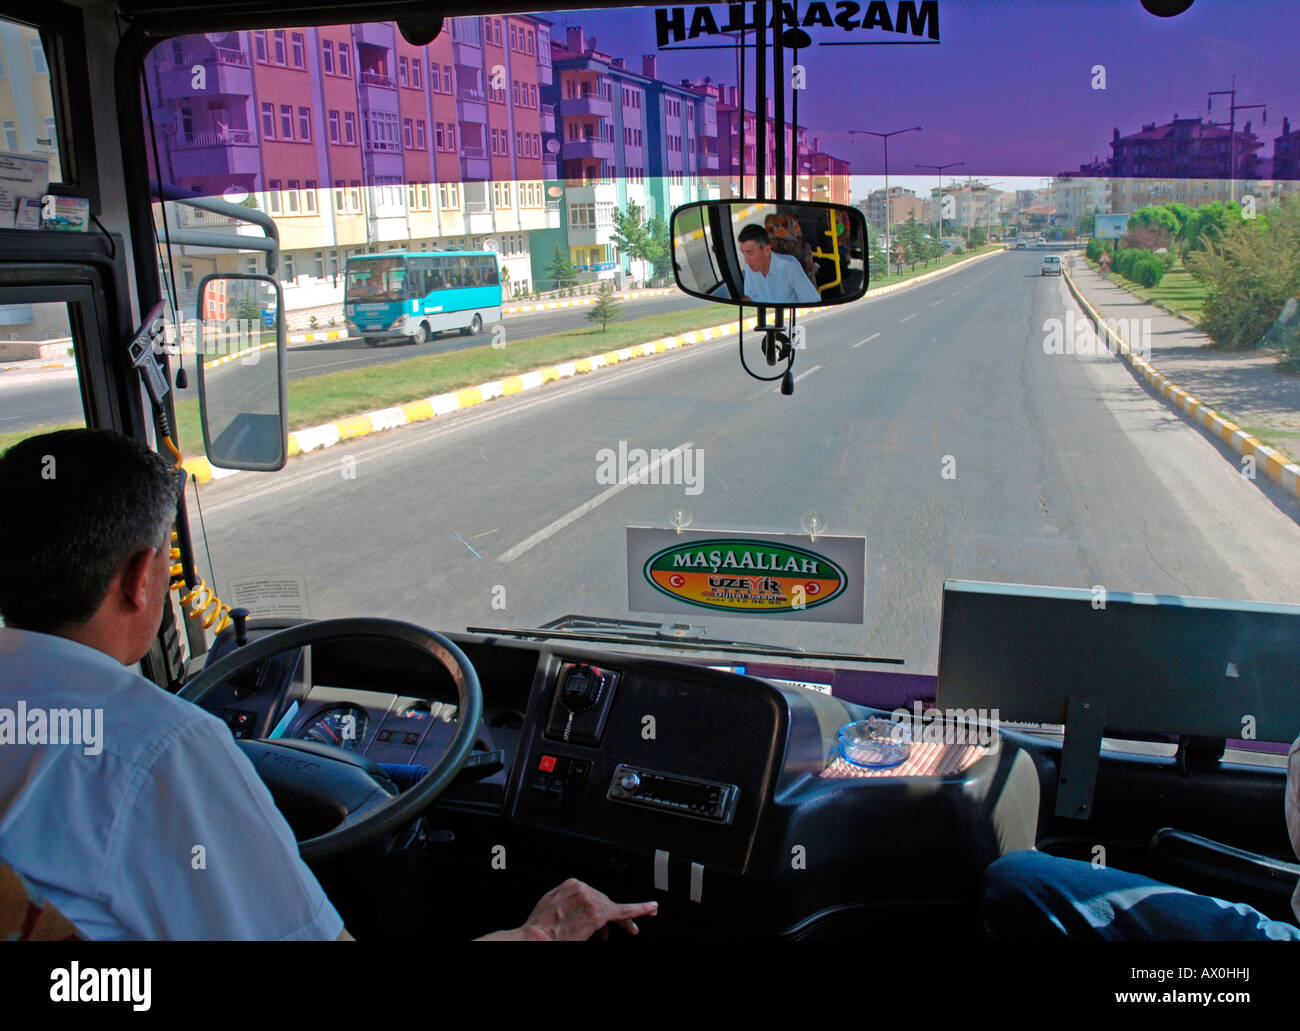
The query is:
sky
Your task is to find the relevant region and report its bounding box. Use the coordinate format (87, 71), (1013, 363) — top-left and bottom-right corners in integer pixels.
(535, 0), (1300, 179)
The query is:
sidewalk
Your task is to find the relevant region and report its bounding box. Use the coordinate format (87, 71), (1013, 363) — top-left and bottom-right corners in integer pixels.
(1066, 253), (1300, 492)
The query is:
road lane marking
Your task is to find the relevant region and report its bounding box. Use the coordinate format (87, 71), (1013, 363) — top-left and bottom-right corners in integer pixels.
(793, 364), (822, 384)
(852, 333), (881, 349)
(975, 270), (994, 282)
(930, 300), (944, 307)
(900, 313), (917, 323)
(498, 441), (694, 563)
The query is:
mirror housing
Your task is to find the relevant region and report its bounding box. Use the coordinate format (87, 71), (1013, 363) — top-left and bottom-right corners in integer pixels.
(671, 200), (868, 308)
(195, 273), (288, 471)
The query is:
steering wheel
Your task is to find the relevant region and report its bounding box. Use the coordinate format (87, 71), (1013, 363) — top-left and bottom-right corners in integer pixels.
(179, 618), (483, 862)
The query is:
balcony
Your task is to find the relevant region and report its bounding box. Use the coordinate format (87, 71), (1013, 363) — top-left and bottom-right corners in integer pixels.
(360, 70), (396, 89)
(464, 201), (494, 235)
(460, 147), (490, 182)
(159, 53), (252, 98)
(353, 23), (394, 48)
(566, 224), (612, 247)
(456, 89), (487, 125)
(565, 180), (616, 205)
(168, 132), (261, 179)
(563, 138), (615, 161)
(540, 104), (556, 135)
(559, 94), (612, 119)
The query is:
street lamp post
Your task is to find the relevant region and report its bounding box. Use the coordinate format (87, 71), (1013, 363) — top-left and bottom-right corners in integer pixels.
(850, 126), (921, 272)
(916, 160), (964, 253)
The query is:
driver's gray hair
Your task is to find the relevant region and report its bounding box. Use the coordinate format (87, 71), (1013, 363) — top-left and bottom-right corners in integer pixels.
(0, 429), (179, 633)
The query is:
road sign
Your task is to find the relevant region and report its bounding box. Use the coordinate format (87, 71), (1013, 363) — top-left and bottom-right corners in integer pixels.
(1095, 214), (1130, 239)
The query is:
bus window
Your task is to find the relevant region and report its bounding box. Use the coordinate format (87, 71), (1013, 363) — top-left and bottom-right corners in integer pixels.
(481, 257), (499, 285)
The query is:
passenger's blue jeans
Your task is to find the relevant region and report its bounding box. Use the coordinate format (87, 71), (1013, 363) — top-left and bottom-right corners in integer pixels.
(982, 850), (1300, 941)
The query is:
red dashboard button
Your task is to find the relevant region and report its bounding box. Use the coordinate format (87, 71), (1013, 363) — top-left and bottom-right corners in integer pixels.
(538, 755), (556, 773)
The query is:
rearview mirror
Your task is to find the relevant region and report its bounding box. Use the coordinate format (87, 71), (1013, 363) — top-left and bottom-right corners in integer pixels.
(195, 274), (288, 471)
(671, 200), (868, 308)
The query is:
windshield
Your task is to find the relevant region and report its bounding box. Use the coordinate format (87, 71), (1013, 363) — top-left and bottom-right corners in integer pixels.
(125, 2), (1300, 680)
(345, 257), (407, 302)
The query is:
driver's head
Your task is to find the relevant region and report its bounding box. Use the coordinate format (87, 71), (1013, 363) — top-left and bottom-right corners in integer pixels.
(0, 429), (178, 664)
(738, 224), (772, 274)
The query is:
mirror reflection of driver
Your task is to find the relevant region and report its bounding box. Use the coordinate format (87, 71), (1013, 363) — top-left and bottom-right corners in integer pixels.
(0, 429), (657, 941)
(737, 224), (821, 305)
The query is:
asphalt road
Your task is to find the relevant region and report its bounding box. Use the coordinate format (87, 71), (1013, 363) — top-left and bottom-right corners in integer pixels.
(178, 250), (1300, 675)
(0, 289), (711, 433)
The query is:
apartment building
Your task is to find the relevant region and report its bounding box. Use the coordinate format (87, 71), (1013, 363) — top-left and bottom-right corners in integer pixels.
(146, 15), (556, 300)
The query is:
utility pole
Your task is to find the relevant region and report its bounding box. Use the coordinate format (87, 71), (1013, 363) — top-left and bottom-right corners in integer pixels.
(850, 126), (921, 271)
(917, 160), (963, 254)
(1208, 74), (1266, 205)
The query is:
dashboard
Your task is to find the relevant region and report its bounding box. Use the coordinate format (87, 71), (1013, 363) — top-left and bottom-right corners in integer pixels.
(192, 618), (1040, 939)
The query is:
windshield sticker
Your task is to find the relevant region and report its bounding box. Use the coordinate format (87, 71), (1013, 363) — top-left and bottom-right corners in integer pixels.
(628, 528), (865, 622)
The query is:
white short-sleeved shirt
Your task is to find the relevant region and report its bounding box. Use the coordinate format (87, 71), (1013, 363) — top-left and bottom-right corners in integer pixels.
(742, 251), (821, 305)
(0, 627), (343, 941)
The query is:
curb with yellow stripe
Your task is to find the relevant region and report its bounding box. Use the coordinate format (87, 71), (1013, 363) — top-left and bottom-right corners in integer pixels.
(1063, 267), (1300, 500)
(181, 247), (1008, 484)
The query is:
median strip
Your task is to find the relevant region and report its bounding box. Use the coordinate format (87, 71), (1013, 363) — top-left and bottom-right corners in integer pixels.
(180, 247), (1008, 484)
(1063, 267), (1300, 500)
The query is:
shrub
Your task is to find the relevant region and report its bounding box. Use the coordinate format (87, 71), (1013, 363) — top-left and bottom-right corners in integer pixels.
(1130, 255), (1165, 287)
(1086, 238), (1104, 262)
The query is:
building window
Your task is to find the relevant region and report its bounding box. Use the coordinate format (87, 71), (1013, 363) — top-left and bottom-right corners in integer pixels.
(305, 180), (317, 213)
(322, 40), (334, 74)
(273, 30), (287, 65)
(261, 103), (275, 139)
(350, 180), (361, 211)
(28, 37), (48, 75)
(344, 112), (356, 144)
(287, 179), (300, 213)
(435, 123), (444, 150)
(529, 83), (537, 108)
(291, 32), (305, 68)
(283, 252), (295, 281)
(411, 60), (422, 89)
(430, 63), (440, 92)
(442, 66), (452, 93)
(299, 107), (311, 141)
(418, 183), (429, 209)
(399, 56), (408, 86)
(280, 105), (293, 139)
(334, 180), (345, 211)
(254, 31), (267, 63)
(415, 120), (426, 148)
(403, 119), (413, 148)
(516, 131), (523, 153)
(328, 110), (340, 143)
(338, 43), (350, 77)
(509, 25), (518, 50)
(268, 179), (281, 214)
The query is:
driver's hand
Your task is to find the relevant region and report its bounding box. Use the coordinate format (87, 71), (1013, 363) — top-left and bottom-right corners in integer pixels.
(517, 879), (657, 941)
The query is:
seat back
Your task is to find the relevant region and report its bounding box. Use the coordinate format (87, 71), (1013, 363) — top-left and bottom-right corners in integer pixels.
(0, 860), (83, 941)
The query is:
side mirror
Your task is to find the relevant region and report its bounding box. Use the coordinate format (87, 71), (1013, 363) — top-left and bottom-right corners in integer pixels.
(195, 274), (288, 470)
(670, 200), (868, 308)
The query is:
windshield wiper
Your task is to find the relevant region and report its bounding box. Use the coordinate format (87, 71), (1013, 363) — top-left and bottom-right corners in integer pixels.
(466, 614), (903, 665)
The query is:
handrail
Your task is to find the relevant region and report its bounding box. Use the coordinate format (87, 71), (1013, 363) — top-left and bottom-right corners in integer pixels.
(152, 180), (280, 275)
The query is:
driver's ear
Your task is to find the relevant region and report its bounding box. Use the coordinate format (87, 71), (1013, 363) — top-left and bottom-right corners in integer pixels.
(117, 546), (157, 611)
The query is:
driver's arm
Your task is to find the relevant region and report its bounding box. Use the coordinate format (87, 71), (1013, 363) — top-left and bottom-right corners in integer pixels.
(475, 878), (657, 941)
(108, 714), (345, 940)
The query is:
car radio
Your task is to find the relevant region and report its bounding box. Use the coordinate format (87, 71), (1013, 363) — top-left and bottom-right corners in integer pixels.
(606, 763), (739, 824)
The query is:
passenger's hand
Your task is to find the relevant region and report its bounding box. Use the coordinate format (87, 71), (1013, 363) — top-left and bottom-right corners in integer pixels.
(518, 878), (658, 941)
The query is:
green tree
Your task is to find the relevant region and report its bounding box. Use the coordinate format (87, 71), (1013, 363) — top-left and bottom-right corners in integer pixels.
(968, 225), (987, 247)
(236, 298), (260, 322)
(543, 244), (576, 289)
(1181, 201), (1243, 259)
(611, 201), (671, 282)
(1076, 210), (1096, 237)
(1187, 195), (1300, 351)
(586, 281), (621, 331)
(1130, 205), (1180, 237)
